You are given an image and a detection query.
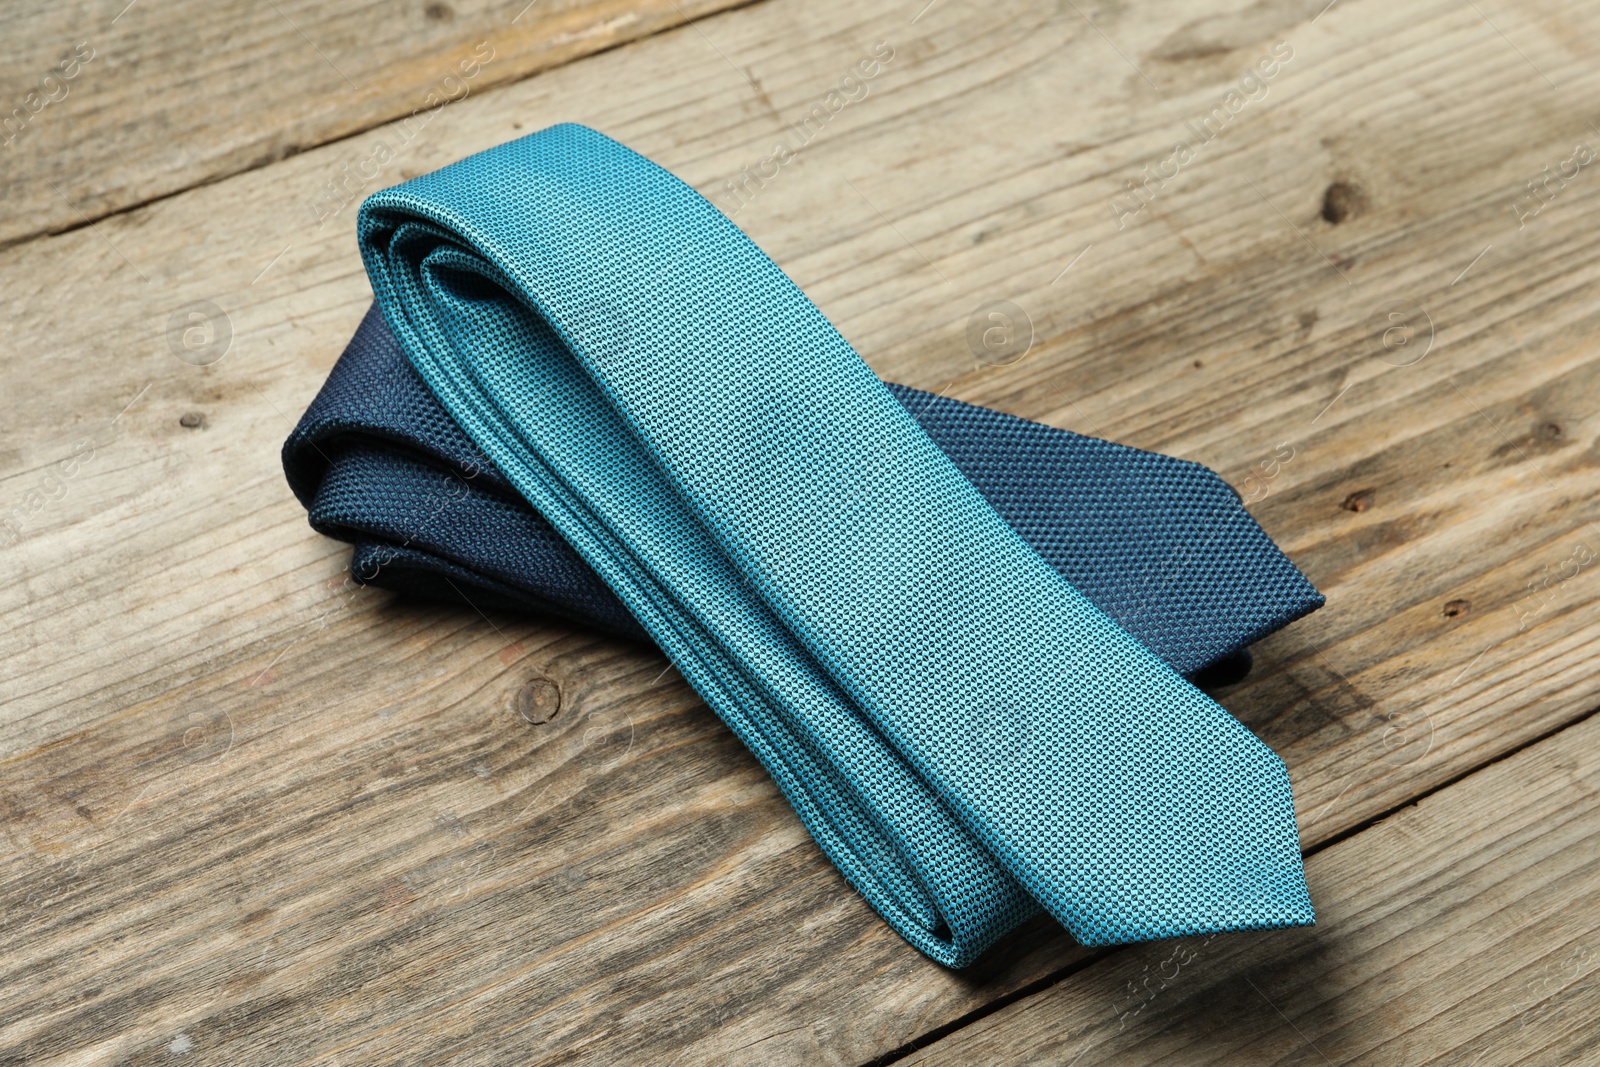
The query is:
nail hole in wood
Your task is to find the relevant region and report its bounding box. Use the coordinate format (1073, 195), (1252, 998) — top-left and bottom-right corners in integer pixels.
(515, 677), (562, 725)
(1321, 181), (1367, 224)
(1341, 489), (1373, 512)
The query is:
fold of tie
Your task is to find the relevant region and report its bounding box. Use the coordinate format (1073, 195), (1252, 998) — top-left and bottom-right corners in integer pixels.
(341, 122), (1316, 965)
(283, 304), (1324, 683)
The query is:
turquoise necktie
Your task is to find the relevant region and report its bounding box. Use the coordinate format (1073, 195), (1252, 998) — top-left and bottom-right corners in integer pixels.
(357, 123), (1314, 966)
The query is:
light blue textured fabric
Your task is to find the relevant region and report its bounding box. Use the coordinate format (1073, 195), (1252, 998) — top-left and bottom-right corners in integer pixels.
(357, 123), (1314, 966)
(280, 302), (1325, 674)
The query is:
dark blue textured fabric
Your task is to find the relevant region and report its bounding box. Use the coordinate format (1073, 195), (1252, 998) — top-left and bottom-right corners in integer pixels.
(285, 303), (1323, 679)
(285, 123), (1324, 966)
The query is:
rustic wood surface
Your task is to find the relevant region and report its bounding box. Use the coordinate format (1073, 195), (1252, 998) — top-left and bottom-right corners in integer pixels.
(0, 0), (752, 249)
(1, 0), (1596, 1063)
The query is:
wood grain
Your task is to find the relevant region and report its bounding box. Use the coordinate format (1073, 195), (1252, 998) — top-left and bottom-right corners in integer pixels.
(1, 0), (1598, 1062)
(905, 712), (1600, 1066)
(0, 0), (753, 249)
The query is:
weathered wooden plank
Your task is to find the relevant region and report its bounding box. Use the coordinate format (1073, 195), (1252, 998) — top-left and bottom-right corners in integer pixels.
(904, 712), (1600, 1066)
(2, 0), (1598, 1062)
(0, 0), (753, 248)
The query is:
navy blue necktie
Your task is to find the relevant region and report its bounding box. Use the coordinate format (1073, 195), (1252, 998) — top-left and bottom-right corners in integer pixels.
(286, 123), (1321, 966)
(284, 304), (1321, 683)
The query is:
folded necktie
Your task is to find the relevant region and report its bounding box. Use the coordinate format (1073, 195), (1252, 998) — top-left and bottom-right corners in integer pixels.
(284, 305), (1322, 683)
(317, 123), (1317, 966)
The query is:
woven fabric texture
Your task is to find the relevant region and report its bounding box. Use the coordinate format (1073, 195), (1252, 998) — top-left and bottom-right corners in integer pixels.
(350, 123), (1317, 966)
(283, 303), (1323, 676)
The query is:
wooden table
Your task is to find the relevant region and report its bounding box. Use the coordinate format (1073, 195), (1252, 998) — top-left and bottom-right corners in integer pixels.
(3, 0), (1597, 1063)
